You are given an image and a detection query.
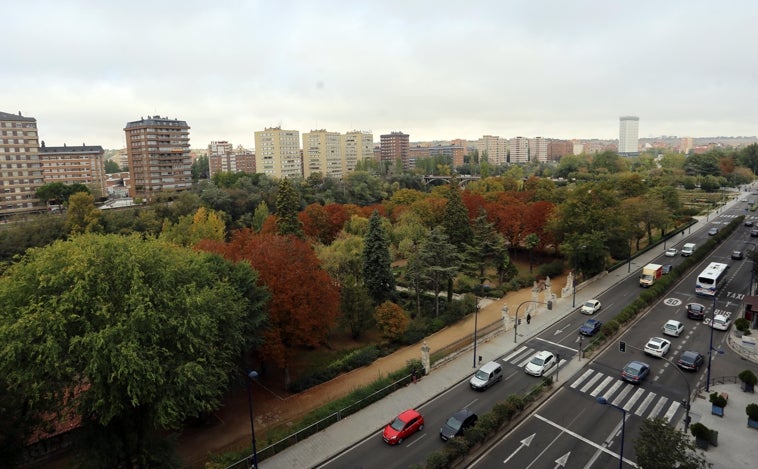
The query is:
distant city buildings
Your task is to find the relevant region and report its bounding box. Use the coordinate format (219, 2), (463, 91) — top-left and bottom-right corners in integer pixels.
(509, 137), (529, 163)
(619, 116), (640, 156)
(0, 111), (43, 217)
(475, 135), (508, 165)
(124, 115), (192, 200)
(547, 140), (573, 161)
(254, 127), (302, 178)
(529, 137), (548, 163)
(39, 142), (107, 198)
(342, 130), (374, 174)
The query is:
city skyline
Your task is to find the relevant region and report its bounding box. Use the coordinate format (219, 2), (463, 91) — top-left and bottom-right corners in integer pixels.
(3, 1), (758, 150)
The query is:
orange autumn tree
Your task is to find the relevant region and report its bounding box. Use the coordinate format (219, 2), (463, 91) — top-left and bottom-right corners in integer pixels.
(198, 230), (340, 387)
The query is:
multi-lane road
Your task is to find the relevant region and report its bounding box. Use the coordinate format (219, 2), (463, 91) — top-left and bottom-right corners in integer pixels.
(320, 201), (756, 469)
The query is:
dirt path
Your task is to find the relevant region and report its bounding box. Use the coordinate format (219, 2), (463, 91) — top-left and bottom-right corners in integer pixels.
(177, 274), (569, 467)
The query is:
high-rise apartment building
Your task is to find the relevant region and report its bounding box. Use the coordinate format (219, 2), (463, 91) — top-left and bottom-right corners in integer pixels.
(342, 130), (373, 174)
(39, 143), (107, 198)
(124, 115), (192, 200)
(475, 135), (508, 165)
(303, 129), (342, 178)
(207, 141), (235, 178)
(254, 127), (302, 178)
(547, 140), (574, 161)
(380, 131), (410, 171)
(509, 137), (530, 163)
(529, 137), (548, 163)
(619, 116), (640, 156)
(0, 111), (43, 217)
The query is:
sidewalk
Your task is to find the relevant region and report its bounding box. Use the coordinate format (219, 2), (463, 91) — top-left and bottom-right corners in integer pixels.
(259, 211), (736, 469)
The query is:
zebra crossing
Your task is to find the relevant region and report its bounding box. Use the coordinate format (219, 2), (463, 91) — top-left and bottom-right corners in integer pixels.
(501, 345), (569, 370)
(569, 368), (681, 422)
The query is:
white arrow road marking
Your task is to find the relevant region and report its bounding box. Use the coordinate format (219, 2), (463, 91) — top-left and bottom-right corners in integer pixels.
(503, 433), (536, 464)
(554, 451), (571, 468)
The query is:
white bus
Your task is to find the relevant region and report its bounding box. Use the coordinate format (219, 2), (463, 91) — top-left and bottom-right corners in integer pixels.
(695, 262), (729, 296)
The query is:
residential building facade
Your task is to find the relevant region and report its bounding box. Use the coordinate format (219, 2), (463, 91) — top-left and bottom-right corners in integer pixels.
(509, 136), (530, 163)
(303, 129), (342, 178)
(342, 130), (373, 174)
(529, 137), (548, 163)
(0, 111), (43, 217)
(547, 139), (574, 161)
(254, 127), (302, 178)
(380, 131), (410, 171)
(39, 143), (107, 198)
(207, 141), (235, 178)
(124, 115), (192, 200)
(619, 116), (640, 156)
(475, 135), (508, 165)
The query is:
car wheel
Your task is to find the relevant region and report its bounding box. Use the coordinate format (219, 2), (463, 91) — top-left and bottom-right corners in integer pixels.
(418, 424), (424, 431)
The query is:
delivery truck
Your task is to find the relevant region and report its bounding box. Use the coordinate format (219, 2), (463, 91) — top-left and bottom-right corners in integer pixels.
(681, 243), (695, 256)
(639, 263), (663, 287)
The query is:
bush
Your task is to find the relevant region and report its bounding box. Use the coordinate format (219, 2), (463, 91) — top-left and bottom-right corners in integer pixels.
(735, 317), (751, 335)
(690, 422), (710, 439)
(444, 436), (471, 460)
(746, 403), (758, 420)
(709, 392), (727, 408)
(538, 260), (565, 279)
(739, 369), (758, 386)
(424, 451), (450, 469)
(288, 345), (382, 392)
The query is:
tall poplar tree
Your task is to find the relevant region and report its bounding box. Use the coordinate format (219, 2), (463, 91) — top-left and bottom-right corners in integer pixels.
(442, 177), (473, 249)
(275, 177), (304, 238)
(362, 210), (395, 305)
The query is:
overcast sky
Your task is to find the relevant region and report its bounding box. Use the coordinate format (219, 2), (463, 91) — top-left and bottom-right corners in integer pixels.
(3, 1), (757, 149)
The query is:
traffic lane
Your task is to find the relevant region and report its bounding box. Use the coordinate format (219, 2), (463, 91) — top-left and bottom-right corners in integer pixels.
(469, 388), (641, 468)
(319, 357), (569, 469)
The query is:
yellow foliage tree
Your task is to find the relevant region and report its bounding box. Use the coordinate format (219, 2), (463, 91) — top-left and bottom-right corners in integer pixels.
(374, 301), (409, 342)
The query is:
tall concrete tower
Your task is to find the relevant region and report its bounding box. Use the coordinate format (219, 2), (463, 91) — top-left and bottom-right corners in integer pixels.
(619, 116), (639, 156)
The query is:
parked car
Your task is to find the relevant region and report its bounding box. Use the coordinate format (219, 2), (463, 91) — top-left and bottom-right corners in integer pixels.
(710, 314), (731, 331)
(644, 337), (671, 357)
(469, 361), (503, 390)
(662, 264), (673, 275)
(708, 227), (719, 236)
(665, 247), (678, 257)
(382, 409), (424, 445)
(581, 299), (602, 315)
(579, 318), (602, 336)
(686, 302), (706, 320)
(439, 409), (478, 441)
(677, 350), (705, 371)
(662, 319), (684, 337)
(745, 220), (754, 227)
(732, 250), (744, 260)
(751, 228), (758, 237)
(622, 361), (650, 384)
(524, 350), (557, 376)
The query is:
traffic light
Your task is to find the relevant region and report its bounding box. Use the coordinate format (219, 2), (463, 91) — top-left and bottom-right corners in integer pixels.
(619, 341), (626, 353)
(547, 300), (553, 310)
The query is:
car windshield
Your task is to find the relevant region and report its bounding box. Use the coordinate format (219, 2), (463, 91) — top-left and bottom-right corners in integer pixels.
(584, 321), (594, 327)
(445, 416), (463, 430)
(584, 302), (595, 308)
(390, 417), (406, 431)
(648, 343), (661, 349)
(624, 364), (641, 375)
(530, 356), (545, 366)
(665, 324), (677, 330)
(474, 370), (489, 380)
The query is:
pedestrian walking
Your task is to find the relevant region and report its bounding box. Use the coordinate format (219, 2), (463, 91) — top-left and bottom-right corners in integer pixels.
(526, 313), (531, 325)
(411, 369), (417, 384)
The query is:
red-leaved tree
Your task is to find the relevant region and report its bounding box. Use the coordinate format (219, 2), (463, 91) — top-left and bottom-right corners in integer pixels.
(198, 230), (340, 387)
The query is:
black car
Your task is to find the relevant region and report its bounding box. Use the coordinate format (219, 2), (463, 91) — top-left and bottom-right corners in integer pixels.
(746, 220), (754, 227)
(440, 409), (478, 441)
(678, 351), (705, 371)
(752, 229), (758, 238)
(686, 302), (706, 320)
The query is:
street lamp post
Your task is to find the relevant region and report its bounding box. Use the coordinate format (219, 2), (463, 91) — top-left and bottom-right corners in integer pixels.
(705, 297), (724, 393)
(596, 396), (626, 469)
(246, 371), (259, 469)
(514, 300), (546, 343)
(472, 295), (479, 368)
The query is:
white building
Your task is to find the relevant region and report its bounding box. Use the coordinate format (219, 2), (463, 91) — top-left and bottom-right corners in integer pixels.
(254, 127), (302, 178)
(529, 137), (548, 163)
(475, 135), (508, 165)
(509, 137), (529, 163)
(619, 116), (639, 156)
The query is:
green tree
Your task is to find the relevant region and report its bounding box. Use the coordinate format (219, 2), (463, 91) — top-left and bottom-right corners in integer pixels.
(160, 207), (226, 247)
(104, 159), (120, 173)
(442, 177), (473, 250)
(275, 178), (304, 238)
(413, 226), (461, 317)
(65, 191), (102, 234)
(339, 282), (374, 339)
(524, 233), (540, 273)
(191, 154), (209, 181)
(635, 417), (710, 469)
(0, 234), (268, 467)
(362, 210), (395, 305)
(251, 201), (270, 232)
(464, 209), (506, 279)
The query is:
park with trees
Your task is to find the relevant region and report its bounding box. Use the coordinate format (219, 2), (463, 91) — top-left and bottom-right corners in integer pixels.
(1, 144), (757, 466)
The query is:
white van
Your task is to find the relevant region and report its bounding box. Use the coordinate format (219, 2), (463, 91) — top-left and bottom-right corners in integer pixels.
(681, 243), (696, 256)
(470, 361), (503, 390)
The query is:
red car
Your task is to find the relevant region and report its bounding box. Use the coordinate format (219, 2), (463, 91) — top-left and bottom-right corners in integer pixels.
(382, 409), (424, 445)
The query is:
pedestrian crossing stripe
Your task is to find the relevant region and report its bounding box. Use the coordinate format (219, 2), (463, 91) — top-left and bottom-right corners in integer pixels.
(570, 369), (682, 422)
